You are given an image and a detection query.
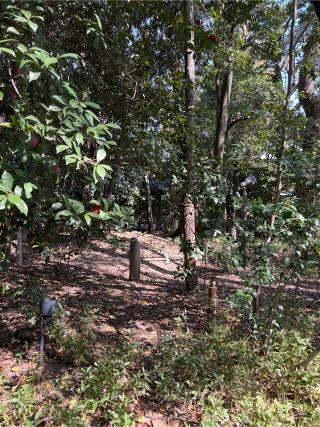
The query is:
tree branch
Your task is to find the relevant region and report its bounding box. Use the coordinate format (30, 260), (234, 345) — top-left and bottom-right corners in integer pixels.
(8, 68), (22, 99)
(227, 114), (253, 131)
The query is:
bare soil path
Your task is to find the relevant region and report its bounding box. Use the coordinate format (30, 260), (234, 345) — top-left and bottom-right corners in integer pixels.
(0, 232), (210, 376)
(0, 231), (319, 426)
(1, 230), (318, 368)
(57, 231), (208, 345)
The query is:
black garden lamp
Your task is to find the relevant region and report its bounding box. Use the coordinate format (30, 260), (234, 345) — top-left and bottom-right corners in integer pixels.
(39, 297), (58, 367)
(239, 176), (257, 221)
(240, 175), (257, 191)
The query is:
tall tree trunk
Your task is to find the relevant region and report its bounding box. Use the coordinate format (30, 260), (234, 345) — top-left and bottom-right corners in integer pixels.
(212, 29), (235, 233)
(267, 0), (296, 243)
(156, 194), (162, 230)
(180, 0), (197, 290)
(213, 66), (234, 172)
(296, 25), (320, 202)
(144, 171), (154, 233)
(311, 0), (320, 22)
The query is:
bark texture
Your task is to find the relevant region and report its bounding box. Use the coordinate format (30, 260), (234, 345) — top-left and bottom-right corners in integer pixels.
(296, 21), (320, 203)
(213, 66), (234, 171)
(267, 0), (296, 242)
(144, 172), (154, 233)
(180, 0), (197, 290)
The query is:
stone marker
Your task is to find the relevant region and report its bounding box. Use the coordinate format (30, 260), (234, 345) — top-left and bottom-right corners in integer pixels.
(129, 237), (140, 282)
(208, 279), (218, 314)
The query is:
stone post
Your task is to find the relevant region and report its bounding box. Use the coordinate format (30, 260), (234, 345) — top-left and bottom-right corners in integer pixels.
(129, 237), (140, 282)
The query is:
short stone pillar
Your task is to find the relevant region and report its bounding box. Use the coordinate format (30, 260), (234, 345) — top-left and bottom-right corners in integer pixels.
(208, 280), (218, 314)
(129, 237), (140, 282)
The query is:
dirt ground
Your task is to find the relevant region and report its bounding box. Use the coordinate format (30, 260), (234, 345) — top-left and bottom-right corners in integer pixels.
(1, 231), (319, 368)
(0, 232), (210, 377)
(0, 231), (319, 426)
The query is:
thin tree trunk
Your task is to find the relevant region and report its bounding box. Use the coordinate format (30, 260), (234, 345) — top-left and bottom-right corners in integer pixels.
(156, 194), (162, 230)
(212, 29), (235, 232)
(181, 0), (197, 290)
(213, 66), (234, 172)
(267, 0), (296, 243)
(144, 171), (154, 233)
(296, 23), (320, 202)
(311, 1), (320, 22)
(297, 343), (320, 369)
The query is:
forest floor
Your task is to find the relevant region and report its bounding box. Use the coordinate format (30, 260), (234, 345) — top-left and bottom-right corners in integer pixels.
(0, 231), (319, 426)
(1, 231), (218, 370)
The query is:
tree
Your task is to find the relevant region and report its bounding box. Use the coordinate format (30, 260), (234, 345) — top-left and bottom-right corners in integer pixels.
(0, 3), (118, 263)
(180, 0), (197, 290)
(267, 0), (297, 242)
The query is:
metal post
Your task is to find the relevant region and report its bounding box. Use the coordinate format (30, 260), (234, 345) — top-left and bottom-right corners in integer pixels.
(129, 237), (140, 282)
(40, 320), (44, 367)
(39, 298), (58, 368)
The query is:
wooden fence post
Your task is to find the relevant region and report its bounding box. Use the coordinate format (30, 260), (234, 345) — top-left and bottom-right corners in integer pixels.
(208, 280), (218, 314)
(129, 237), (140, 282)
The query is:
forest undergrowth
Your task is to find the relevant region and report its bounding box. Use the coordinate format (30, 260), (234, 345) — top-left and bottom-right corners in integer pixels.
(0, 235), (319, 427)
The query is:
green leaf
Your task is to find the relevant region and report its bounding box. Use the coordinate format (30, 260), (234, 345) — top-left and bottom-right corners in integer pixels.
(0, 196), (7, 210)
(0, 39), (16, 45)
(85, 101), (101, 110)
(0, 47), (15, 57)
(0, 91), (3, 101)
(29, 71), (41, 82)
(43, 57), (58, 67)
(95, 14), (102, 30)
(25, 115), (40, 123)
(85, 110), (99, 122)
(17, 43), (27, 53)
(59, 53), (80, 59)
(1, 171), (13, 191)
(23, 182), (33, 199)
(56, 144), (69, 154)
(96, 148), (106, 163)
(14, 185), (22, 196)
(55, 209), (72, 219)
(8, 194), (28, 216)
(96, 165), (106, 180)
(107, 123), (120, 129)
(27, 21), (38, 33)
(48, 105), (62, 112)
(51, 202), (62, 210)
(7, 26), (20, 35)
(65, 155), (77, 165)
(295, 213), (305, 224)
(52, 95), (66, 105)
(0, 122), (11, 128)
(100, 164), (112, 171)
(84, 213), (91, 226)
(68, 198), (84, 214)
(75, 132), (83, 144)
(21, 9), (32, 19)
(105, 140), (116, 147)
(63, 82), (78, 99)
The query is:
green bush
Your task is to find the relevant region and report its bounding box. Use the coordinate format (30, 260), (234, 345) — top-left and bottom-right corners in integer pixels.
(1, 310), (319, 426)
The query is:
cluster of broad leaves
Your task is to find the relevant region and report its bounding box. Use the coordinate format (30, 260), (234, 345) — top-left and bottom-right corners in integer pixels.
(0, 4), (127, 259)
